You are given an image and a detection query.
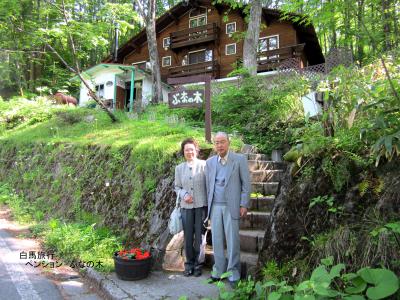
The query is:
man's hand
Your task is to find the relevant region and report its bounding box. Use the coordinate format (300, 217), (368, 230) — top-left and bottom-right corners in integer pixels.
(240, 207), (247, 218)
(184, 194), (193, 204)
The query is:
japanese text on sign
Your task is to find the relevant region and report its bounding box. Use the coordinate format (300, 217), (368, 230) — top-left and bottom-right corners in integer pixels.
(168, 90), (204, 108)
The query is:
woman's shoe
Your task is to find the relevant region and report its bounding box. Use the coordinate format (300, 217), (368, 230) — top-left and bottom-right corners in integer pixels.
(183, 269), (194, 277)
(193, 268), (202, 277)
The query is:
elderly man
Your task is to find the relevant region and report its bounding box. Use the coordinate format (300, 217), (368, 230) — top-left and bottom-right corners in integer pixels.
(205, 132), (250, 287)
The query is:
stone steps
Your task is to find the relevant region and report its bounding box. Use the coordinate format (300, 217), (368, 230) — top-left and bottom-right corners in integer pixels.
(249, 196), (275, 211)
(250, 170), (284, 182)
(239, 229), (265, 253)
(240, 211), (271, 230)
(244, 153), (270, 161)
(251, 182), (280, 196)
(247, 160), (287, 172)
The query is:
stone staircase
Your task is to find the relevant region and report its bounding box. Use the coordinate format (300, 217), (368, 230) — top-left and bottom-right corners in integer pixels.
(205, 153), (287, 277)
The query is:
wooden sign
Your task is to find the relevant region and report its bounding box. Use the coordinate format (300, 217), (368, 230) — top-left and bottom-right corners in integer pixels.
(167, 75), (212, 143)
(168, 90), (204, 108)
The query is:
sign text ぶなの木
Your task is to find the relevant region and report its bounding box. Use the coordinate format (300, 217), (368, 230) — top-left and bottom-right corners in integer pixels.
(168, 90), (204, 108)
(167, 75), (211, 143)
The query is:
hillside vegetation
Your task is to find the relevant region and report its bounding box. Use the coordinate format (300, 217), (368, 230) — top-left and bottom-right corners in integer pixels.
(0, 53), (399, 298)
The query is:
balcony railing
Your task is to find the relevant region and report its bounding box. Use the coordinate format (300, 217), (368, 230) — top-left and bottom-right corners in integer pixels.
(168, 60), (219, 78)
(257, 43), (305, 72)
(170, 23), (219, 50)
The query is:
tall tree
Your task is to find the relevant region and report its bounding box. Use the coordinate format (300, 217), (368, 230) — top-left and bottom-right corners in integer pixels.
(243, 0), (263, 75)
(134, 0), (162, 104)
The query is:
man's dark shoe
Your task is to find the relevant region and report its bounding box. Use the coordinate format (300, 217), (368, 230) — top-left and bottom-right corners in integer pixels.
(183, 269), (194, 277)
(193, 268), (202, 277)
(208, 276), (220, 283)
(228, 280), (238, 289)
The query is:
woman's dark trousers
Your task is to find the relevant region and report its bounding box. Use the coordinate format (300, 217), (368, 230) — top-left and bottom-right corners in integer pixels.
(181, 207), (206, 272)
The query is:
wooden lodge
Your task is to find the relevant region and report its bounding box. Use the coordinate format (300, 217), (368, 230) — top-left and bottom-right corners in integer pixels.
(105, 0), (324, 81)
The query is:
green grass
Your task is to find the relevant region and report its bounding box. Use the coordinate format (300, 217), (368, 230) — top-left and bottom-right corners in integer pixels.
(0, 100), (243, 152)
(0, 183), (120, 272)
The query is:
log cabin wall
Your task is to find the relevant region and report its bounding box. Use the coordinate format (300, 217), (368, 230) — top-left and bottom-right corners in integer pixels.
(120, 2), (314, 80)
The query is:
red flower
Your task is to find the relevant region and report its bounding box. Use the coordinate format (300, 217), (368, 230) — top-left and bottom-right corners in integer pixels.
(117, 248), (151, 260)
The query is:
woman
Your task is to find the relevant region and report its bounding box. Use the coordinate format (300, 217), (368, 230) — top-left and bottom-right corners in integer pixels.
(174, 138), (207, 277)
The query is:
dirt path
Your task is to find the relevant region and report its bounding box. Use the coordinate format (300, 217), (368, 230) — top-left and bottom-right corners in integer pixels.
(0, 205), (105, 300)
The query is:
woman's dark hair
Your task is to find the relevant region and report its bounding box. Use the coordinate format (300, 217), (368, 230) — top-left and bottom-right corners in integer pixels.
(180, 138), (200, 155)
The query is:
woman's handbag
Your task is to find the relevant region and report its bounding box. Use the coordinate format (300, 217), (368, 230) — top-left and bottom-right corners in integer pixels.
(168, 194), (183, 235)
(198, 230), (208, 264)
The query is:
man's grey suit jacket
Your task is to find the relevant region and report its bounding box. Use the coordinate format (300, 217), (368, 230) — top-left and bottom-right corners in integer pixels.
(205, 151), (251, 220)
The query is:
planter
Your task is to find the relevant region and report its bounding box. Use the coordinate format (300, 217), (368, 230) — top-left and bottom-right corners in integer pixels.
(113, 251), (152, 281)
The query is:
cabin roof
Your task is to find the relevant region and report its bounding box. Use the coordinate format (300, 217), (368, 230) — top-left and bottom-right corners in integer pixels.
(104, 0), (324, 65)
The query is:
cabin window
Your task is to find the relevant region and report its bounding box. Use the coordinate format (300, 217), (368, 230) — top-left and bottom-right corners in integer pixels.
(189, 7), (207, 28)
(189, 16), (207, 28)
(259, 35), (279, 61)
(258, 35), (279, 52)
(162, 56), (171, 67)
(163, 37), (170, 49)
(226, 22), (236, 35)
(188, 49), (212, 65)
(225, 43), (236, 55)
(95, 84), (104, 98)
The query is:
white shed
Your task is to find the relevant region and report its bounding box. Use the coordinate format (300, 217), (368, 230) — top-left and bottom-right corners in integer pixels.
(73, 63), (171, 111)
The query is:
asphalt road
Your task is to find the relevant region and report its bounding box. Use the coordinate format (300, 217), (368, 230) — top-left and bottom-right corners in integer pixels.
(0, 208), (103, 300)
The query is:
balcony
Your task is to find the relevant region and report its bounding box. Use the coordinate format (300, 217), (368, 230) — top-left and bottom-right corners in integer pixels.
(257, 43), (305, 72)
(170, 23), (219, 50)
(168, 60), (219, 78)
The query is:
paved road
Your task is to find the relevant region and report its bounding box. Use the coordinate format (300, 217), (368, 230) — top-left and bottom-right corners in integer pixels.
(0, 208), (103, 300)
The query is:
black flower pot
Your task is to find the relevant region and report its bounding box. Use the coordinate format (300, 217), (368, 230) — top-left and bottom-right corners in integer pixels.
(113, 251), (152, 281)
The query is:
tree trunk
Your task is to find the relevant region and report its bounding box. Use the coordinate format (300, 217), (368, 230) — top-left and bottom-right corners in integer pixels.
(146, 15), (162, 104)
(356, 0), (365, 66)
(243, 0), (262, 76)
(381, 0), (391, 51)
(135, 0), (162, 104)
(328, 0), (337, 50)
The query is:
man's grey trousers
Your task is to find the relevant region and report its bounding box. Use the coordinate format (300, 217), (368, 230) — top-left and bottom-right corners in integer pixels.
(210, 203), (240, 281)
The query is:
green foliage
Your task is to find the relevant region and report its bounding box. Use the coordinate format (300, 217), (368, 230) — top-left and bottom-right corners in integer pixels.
(0, 0), (141, 94)
(208, 75), (307, 153)
(0, 97), (57, 132)
(213, 258), (400, 300)
(309, 195), (342, 214)
(0, 182), (121, 272)
(43, 219), (121, 272)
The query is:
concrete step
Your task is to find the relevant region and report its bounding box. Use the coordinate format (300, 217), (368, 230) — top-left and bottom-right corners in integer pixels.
(240, 211), (270, 230)
(239, 229), (265, 253)
(250, 170), (284, 182)
(251, 182), (279, 196)
(247, 160), (287, 172)
(249, 196), (275, 211)
(245, 153), (270, 161)
(204, 247), (259, 279)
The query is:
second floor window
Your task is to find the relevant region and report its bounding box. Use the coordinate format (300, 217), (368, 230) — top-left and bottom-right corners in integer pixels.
(163, 37), (170, 49)
(226, 43), (236, 55)
(226, 22), (236, 35)
(162, 56), (171, 67)
(189, 7), (207, 28)
(187, 50), (213, 65)
(258, 35), (279, 52)
(190, 16), (206, 28)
